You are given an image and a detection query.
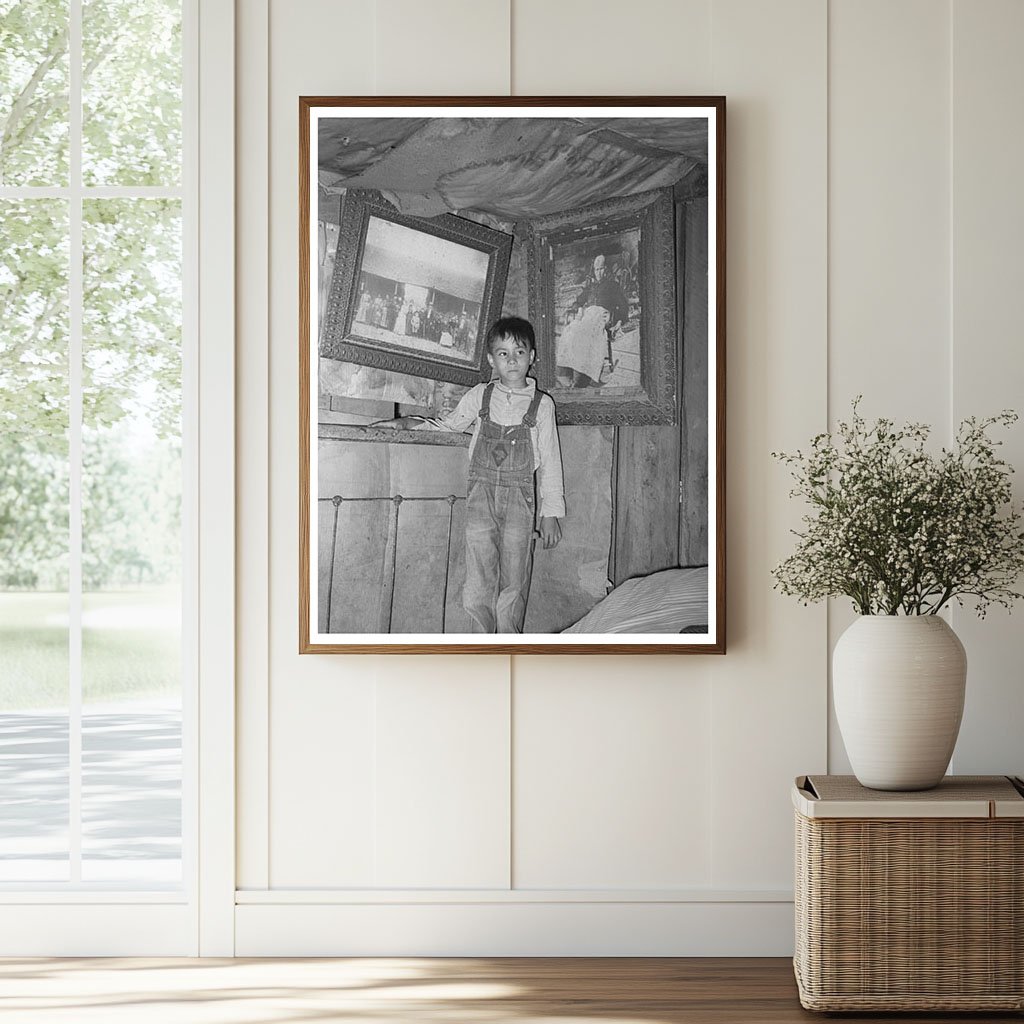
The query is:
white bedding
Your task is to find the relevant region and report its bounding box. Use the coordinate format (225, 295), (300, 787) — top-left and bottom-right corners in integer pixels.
(562, 566), (709, 634)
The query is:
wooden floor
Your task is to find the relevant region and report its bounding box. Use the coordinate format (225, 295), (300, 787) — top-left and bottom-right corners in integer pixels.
(0, 957), (1020, 1023)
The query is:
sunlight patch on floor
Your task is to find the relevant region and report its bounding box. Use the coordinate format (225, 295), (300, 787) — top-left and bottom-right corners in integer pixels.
(0, 958), (682, 1024)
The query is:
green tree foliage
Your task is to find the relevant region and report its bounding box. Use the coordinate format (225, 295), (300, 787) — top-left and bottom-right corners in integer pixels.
(0, 0), (69, 185)
(0, 440), (68, 587)
(0, 198), (69, 587)
(82, 427), (181, 590)
(82, 0), (181, 186)
(84, 198), (182, 439)
(0, 0), (181, 186)
(0, 1), (182, 590)
(0, 199), (68, 446)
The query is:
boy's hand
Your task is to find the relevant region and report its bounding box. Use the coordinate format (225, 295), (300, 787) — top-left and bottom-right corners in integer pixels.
(372, 415), (423, 429)
(538, 516), (562, 550)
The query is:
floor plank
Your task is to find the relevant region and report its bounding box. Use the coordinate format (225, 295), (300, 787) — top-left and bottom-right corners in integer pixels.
(0, 956), (1019, 1023)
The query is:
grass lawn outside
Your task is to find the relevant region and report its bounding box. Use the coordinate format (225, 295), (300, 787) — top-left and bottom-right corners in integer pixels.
(0, 589), (181, 711)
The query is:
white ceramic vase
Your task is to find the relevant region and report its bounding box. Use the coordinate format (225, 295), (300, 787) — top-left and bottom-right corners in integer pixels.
(833, 615), (967, 791)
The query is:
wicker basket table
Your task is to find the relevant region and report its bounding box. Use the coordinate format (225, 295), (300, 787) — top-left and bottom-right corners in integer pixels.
(793, 774), (1024, 1012)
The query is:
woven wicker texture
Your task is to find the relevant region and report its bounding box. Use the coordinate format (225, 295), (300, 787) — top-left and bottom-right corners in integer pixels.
(805, 773), (1023, 804)
(795, 806), (1024, 1011)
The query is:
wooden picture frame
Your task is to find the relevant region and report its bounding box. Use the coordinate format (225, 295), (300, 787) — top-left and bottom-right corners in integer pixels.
(527, 187), (678, 425)
(321, 189), (512, 387)
(300, 97), (726, 654)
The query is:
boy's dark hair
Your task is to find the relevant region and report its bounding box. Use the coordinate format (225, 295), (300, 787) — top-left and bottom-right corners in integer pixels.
(485, 316), (535, 354)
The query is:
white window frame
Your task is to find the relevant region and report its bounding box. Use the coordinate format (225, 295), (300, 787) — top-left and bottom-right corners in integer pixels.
(195, 0), (236, 957)
(0, 0), (234, 956)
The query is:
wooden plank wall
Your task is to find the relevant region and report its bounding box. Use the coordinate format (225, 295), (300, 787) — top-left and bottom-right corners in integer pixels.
(612, 425), (680, 586)
(679, 196), (709, 566)
(611, 192), (709, 584)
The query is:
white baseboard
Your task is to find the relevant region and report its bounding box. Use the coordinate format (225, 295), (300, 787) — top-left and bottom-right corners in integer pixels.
(0, 904), (195, 956)
(235, 899), (795, 956)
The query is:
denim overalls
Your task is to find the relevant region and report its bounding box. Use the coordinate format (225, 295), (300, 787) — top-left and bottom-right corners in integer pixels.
(463, 382), (543, 633)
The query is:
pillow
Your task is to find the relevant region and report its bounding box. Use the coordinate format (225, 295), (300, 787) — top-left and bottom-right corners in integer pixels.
(562, 566), (709, 634)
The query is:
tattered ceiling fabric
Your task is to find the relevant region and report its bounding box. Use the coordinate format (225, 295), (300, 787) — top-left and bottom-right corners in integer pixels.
(318, 116), (708, 221)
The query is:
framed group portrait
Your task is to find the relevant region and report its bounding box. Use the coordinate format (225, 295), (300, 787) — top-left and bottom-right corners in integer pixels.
(321, 188), (513, 387)
(299, 97), (725, 654)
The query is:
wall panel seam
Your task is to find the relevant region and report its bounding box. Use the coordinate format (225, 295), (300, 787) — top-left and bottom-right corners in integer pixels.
(945, 0), (956, 743)
(507, 656), (514, 890)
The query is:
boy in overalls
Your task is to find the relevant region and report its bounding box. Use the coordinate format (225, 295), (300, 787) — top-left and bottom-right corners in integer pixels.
(441, 317), (564, 632)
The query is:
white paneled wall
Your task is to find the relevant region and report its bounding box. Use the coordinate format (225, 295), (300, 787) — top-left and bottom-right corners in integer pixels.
(234, 0), (1024, 954)
(236, 0), (272, 897)
(373, 663), (511, 888)
(827, 0), (1024, 780)
(263, 0), (375, 892)
(829, 0), (951, 426)
(826, 0), (952, 773)
(270, 665), (378, 886)
(948, 0), (1024, 777)
(706, 0), (828, 890)
(513, 658), (713, 889)
(376, 0), (510, 94)
(511, 0), (712, 94)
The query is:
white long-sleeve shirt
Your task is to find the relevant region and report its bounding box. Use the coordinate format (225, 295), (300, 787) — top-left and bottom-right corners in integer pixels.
(432, 378), (566, 519)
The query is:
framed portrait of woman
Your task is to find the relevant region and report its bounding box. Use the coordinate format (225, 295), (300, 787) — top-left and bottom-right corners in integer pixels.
(526, 187), (678, 426)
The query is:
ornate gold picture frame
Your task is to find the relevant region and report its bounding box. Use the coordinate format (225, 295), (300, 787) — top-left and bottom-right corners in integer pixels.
(321, 188), (513, 387)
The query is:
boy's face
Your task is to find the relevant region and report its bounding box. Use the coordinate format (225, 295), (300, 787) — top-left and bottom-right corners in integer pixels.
(487, 333), (534, 389)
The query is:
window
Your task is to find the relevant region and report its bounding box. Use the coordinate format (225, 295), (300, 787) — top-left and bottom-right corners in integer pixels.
(0, 0), (191, 890)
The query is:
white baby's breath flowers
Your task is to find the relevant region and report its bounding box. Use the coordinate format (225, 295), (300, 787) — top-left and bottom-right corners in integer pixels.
(772, 400), (1024, 617)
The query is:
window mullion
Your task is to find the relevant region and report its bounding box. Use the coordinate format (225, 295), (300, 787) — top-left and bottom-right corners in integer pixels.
(68, 0), (84, 885)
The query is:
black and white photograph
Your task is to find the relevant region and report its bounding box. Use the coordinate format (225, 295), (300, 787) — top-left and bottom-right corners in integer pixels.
(527, 187), (679, 425)
(353, 217), (484, 361)
(554, 232), (640, 391)
(300, 100), (725, 653)
(320, 188), (513, 386)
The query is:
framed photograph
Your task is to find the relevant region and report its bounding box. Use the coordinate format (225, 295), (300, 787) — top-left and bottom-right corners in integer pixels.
(527, 187), (677, 425)
(300, 97), (725, 654)
(321, 189), (512, 386)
